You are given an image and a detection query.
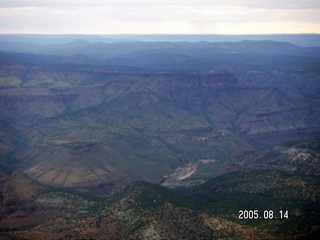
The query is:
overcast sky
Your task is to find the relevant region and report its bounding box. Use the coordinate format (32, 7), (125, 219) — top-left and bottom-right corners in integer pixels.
(0, 0), (320, 34)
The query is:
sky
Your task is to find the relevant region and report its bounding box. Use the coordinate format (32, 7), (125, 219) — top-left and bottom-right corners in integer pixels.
(0, 0), (320, 34)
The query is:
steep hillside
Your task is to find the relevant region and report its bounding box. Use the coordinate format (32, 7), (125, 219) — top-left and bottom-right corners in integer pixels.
(0, 173), (235, 239)
(222, 138), (320, 176)
(1, 171), (319, 239)
(190, 170), (320, 239)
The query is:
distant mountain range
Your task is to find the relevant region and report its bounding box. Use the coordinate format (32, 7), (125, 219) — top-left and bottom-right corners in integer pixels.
(1, 37), (320, 57)
(1, 33), (320, 46)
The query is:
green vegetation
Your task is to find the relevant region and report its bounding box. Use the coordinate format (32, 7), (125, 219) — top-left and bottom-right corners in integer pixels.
(1, 169), (319, 239)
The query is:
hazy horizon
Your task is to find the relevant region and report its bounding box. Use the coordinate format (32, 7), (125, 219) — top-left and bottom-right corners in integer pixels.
(1, 33), (320, 47)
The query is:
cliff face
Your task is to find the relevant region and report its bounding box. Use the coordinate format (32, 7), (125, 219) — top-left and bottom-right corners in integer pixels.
(149, 73), (319, 146)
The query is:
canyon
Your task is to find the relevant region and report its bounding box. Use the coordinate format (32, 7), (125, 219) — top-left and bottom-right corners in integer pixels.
(0, 36), (319, 238)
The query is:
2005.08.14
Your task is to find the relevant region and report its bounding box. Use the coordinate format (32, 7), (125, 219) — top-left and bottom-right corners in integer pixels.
(239, 210), (289, 220)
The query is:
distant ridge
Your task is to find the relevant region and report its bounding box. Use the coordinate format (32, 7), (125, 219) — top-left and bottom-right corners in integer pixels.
(1, 33), (320, 46)
(1, 39), (318, 63)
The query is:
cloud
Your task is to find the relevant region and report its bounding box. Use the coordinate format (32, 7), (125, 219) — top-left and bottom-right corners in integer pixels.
(1, 0), (320, 9)
(0, 0), (319, 34)
(224, 0), (320, 9)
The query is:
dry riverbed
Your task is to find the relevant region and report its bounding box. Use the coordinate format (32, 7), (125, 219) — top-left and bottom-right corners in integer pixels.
(161, 159), (216, 187)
